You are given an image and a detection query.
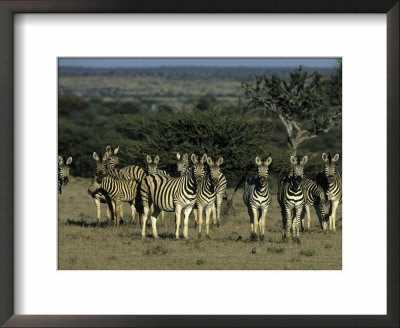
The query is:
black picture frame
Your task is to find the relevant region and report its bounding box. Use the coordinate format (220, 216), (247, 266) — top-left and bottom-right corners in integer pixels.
(0, 1), (398, 327)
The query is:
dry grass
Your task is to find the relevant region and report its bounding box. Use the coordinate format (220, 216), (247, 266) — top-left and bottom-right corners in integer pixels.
(58, 177), (342, 270)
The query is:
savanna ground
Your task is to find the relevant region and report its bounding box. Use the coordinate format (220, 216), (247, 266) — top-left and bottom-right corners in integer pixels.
(59, 177), (342, 270)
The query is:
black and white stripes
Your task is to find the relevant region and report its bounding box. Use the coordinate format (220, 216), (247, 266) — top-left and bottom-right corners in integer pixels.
(316, 153), (342, 231)
(58, 156), (72, 196)
(195, 156), (224, 238)
(278, 155), (307, 243)
(88, 174), (140, 226)
(243, 157), (272, 241)
(140, 154), (206, 240)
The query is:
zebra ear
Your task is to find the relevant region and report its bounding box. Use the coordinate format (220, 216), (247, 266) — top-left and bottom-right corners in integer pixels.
(93, 152), (100, 161)
(216, 157), (223, 166)
(154, 156), (159, 164)
(206, 157), (213, 166)
(255, 157), (262, 165)
(58, 156), (63, 165)
(201, 154), (207, 163)
(176, 153), (181, 160)
(66, 157), (72, 165)
(114, 146), (119, 155)
(103, 151), (110, 161)
(105, 146), (112, 154)
(183, 153), (189, 161)
(191, 154), (198, 163)
(290, 156), (297, 165)
(146, 155), (152, 164)
(322, 153), (329, 162)
(301, 156), (308, 164)
(332, 154), (339, 162)
(265, 157), (272, 166)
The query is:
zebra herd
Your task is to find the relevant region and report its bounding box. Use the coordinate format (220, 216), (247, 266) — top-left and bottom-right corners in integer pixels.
(58, 147), (341, 242)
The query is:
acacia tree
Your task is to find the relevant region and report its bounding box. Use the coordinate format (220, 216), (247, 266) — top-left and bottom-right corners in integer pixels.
(242, 65), (341, 155)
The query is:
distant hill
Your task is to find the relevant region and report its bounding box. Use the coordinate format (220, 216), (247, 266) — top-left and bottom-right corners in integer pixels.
(59, 65), (333, 78)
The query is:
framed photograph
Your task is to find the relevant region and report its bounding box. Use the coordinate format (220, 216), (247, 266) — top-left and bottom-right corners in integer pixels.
(1, 1), (398, 327)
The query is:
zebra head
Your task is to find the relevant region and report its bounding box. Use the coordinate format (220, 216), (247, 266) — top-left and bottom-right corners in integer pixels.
(93, 151), (109, 181)
(191, 153), (206, 184)
(255, 156), (272, 184)
(290, 155), (308, 184)
(206, 156), (223, 186)
(146, 155), (160, 175)
(87, 175), (102, 196)
(322, 153), (339, 182)
(105, 145), (120, 170)
(58, 156), (72, 185)
(177, 153), (189, 176)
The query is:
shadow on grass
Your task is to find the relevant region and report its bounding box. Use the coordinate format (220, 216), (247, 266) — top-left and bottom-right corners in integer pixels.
(66, 219), (109, 228)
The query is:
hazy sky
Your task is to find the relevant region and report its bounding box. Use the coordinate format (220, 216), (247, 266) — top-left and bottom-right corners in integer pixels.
(58, 58), (339, 68)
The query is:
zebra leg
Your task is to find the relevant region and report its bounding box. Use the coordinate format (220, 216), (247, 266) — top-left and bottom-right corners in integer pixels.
(197, 206), (204, 239)
(216, 195), (222, 227)
(128, 201), (136, 226)
(150, 208), (161, 239)
(119, 202), (124, 224)
(205, 205), (213, 239)
(141, 205), (149, 238)
(93, 197), (101, 225)
(251, 207), (259, 241)
(294, 205), (303, 242)
(115, 199), (122, 226)
(106, 203), (111, 221)
(259, 206), (268, 241)
(211, 203), (217, 227)
(284, 208), (292, 242)
(175, 204), (183, 240)
(193, 209), (198, 229)
(182, 206), (192, 240)
(305, 204), (311, 233)
(330, 199), (339, 232)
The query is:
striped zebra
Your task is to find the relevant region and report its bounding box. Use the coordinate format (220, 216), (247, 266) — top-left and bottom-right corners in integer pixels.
(146, 155), (170, 177)
(179, 152), (226, 228)
(58, 156), (72, 196)
(213, 170), (227, 227)
(301, 177), (330, 232)
(92, 148), (144, 225)
(176, 153), (190, 175)
(146, 155), (171, 222)
(88, 174), (140, 227)
(195, 156), (223, 239)
(89, 146), (120, 223)
(316, 153), (342, 232)
(243, 157), (272, 241)
(140, 154), (206, 240)
(278, 155), (308, 243)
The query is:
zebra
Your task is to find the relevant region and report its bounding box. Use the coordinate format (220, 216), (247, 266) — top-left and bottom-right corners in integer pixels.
(89, 146), (119, 223)
(278, 155), (308, 243)
(58, 156), (72, 196)
(146, 155), (170, 177)
(176, 153), (190, 175)
(243, 157), (272, 241)
(146, 155), (171, 222)
(316, 153), (342, 232)
(301, 177), (330, 232)
(179, 152), (226, 228)
(92, 148), (144, 225)
(195, 156), (224, 239)
(140, 154), (206, 240)
(213, 170), (227, 227)
(88, 174), (140, 227)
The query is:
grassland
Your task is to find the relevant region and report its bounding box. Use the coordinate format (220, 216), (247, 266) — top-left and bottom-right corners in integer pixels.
(58, 177), (342, 270)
